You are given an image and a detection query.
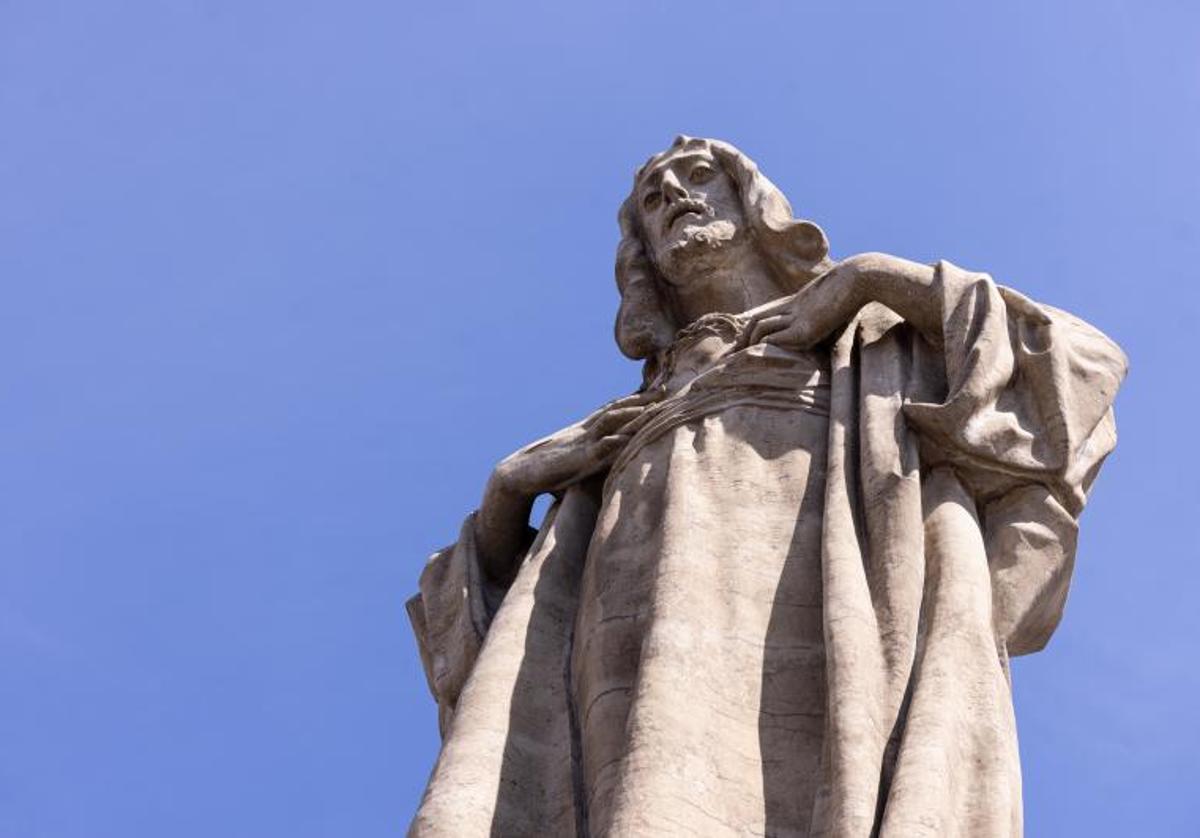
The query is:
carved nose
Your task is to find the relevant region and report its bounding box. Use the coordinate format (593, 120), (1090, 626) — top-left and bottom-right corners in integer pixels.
(660, 170), (689, 203)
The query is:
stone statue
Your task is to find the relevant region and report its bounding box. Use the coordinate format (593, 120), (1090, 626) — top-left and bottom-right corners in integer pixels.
(406, 137), (1126, 837)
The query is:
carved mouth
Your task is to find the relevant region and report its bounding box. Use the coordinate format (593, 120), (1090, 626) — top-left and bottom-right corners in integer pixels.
(665, 200), (710, 231)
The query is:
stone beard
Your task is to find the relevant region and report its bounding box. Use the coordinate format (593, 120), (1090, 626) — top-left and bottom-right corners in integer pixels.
(659, 216), (740, 272)
(406, 136), (1127, 837)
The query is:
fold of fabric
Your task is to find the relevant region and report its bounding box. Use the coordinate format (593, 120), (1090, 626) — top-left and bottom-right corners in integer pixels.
(815, 262), (1124, 837)
(409, 486), (600, 836)
(407, 261), (1125, 837)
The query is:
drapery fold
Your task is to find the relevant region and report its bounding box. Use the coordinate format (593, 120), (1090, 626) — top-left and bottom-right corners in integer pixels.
(407, 261), (1125, 837)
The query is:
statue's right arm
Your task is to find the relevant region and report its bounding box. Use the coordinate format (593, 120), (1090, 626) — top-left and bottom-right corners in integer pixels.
(473, 389), (666, 583)
(474, 466), (537, 584)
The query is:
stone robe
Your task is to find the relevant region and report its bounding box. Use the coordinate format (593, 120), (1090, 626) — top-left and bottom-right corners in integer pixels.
(406, 261), (1125, 837)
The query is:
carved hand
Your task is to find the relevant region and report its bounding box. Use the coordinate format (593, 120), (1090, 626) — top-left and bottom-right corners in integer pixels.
(740, 253), (941, 350)
(740, 257), (869, 350)
(493, 388), (665, 497)
(475, 389), (665, 582)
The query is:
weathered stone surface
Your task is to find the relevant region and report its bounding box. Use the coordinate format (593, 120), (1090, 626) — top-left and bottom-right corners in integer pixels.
(407, 137), (1126, 836)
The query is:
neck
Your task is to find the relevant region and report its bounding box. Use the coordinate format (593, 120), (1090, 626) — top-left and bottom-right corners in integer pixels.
(665, 246), (786, 325)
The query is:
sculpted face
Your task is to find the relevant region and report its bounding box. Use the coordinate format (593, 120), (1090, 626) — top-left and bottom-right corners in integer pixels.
(635, 147), (747, 284)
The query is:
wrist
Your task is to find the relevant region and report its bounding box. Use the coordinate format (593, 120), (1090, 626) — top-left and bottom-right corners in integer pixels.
(489, 458), (531, 501)
(818, 258), (870, 321)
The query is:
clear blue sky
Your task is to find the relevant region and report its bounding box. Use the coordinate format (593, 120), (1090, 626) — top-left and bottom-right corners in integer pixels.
(2, 2), (1197, 836)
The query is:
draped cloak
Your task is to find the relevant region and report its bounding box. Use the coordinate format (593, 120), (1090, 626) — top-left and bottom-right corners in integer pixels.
(406, 262), (1126, 837)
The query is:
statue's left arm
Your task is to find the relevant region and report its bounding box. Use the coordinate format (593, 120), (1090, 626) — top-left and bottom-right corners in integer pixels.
(746, 253), (1128, 654)
(743, 252), (941, 348)
(408, 391), (661, 733)
(744, 255), (1127, 509)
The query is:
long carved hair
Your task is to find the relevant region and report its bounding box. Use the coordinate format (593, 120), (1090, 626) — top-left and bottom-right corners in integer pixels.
(614, 136), (833, 359)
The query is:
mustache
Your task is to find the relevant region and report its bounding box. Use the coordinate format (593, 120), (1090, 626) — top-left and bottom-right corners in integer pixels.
(664, 199), (712, 231)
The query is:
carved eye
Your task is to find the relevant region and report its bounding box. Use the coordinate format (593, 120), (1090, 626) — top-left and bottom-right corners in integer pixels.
(689, 165), (715, 184)
(642, 191), (662, 210)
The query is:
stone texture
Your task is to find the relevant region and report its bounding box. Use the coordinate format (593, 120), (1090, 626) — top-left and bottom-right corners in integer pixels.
(406, 137), (1126, 837)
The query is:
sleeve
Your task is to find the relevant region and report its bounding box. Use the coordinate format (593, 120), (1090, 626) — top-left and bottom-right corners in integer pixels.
(405, 513), (518, 735)
(904, 260), (1128, 654)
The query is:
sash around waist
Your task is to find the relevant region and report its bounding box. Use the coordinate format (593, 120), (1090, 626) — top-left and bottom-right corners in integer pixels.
(606, 353), (831, 482)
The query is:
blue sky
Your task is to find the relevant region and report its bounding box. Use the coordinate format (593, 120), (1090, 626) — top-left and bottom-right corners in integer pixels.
(2, 1), (1197, 835)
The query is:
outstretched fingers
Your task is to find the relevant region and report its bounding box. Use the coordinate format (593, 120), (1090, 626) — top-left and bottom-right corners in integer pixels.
(760, 326), (797, 346)
(596, 433), (632, 451)
(617, 387), (667, 407)
(743, 313), (791, 348)
(590, 406), (646, 436)
(584, 388), (665, 429)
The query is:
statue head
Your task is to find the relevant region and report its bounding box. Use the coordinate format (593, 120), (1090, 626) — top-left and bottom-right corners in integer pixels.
(614, 136), (833, 359)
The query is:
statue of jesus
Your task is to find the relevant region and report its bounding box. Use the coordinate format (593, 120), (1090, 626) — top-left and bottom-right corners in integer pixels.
(407, 136), (1126, 837)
